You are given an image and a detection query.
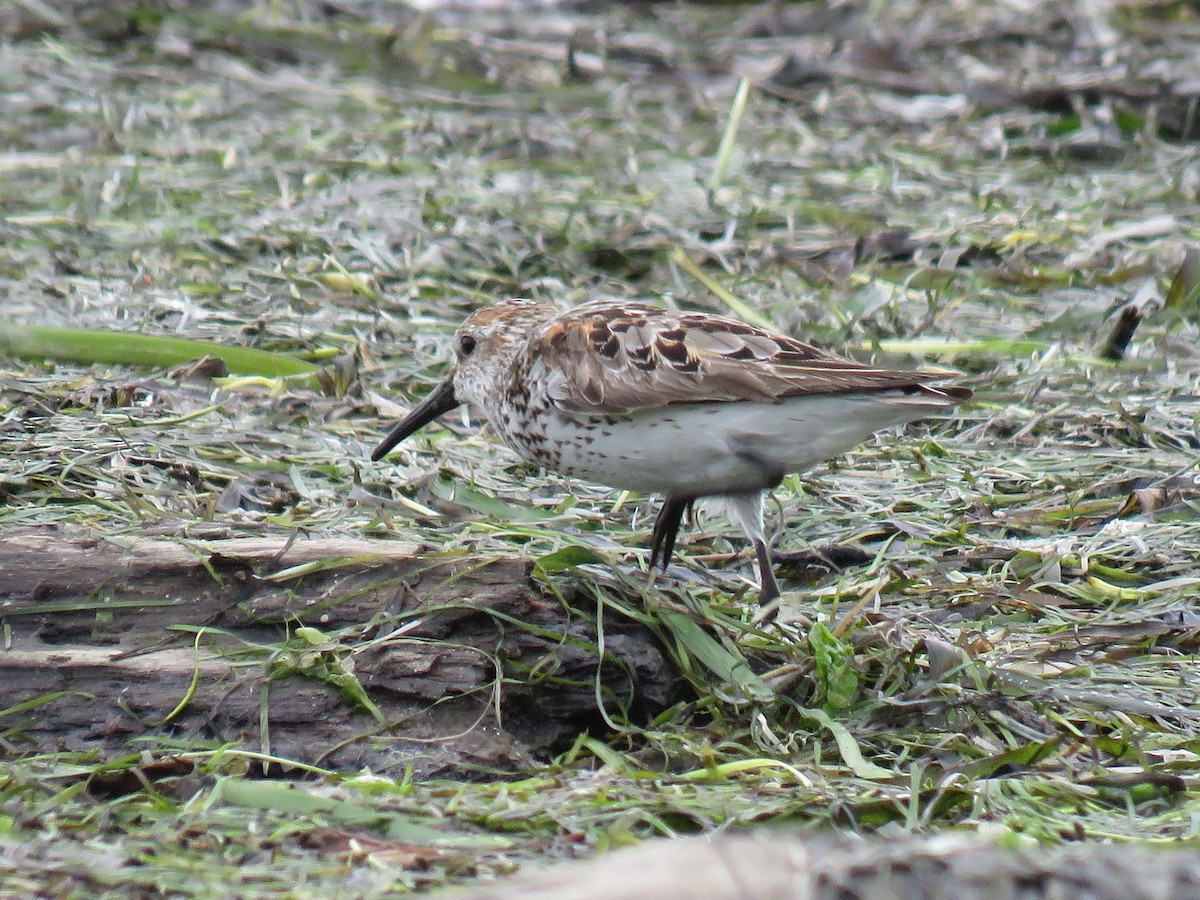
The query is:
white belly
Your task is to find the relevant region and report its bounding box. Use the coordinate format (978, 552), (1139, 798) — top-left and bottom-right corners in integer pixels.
(501, 393), (952, 497)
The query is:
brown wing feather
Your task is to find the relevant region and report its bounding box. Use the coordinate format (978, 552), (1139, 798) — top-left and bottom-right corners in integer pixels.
(526, 302), (967, 415)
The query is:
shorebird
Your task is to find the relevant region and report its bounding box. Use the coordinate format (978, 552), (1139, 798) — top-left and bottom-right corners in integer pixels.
(372, 299), (970, 604)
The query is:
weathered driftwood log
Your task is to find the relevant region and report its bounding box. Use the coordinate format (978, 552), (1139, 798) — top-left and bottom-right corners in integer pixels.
(465, 830), (1200, 900)
(0, 528), (680, 775)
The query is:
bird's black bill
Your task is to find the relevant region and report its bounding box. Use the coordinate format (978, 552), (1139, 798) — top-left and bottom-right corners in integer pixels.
(370, 377), (459, 461)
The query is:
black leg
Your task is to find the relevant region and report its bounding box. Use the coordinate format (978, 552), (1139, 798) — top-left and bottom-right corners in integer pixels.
(650, 496), (692, 570)
(754, 539), (781, 605)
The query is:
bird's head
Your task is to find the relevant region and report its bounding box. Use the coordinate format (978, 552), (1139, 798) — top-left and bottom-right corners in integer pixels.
(370, 298), (557, 460)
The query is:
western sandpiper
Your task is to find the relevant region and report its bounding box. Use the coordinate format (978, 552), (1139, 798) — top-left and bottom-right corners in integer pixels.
(372, 299), (970, 605)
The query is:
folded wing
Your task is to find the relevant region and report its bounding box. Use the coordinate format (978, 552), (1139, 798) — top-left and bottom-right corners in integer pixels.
(526, 301), (969, 415)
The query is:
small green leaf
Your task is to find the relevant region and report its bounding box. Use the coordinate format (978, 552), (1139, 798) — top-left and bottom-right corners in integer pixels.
(1045, 114), (1081, 137)
(272, 635), (386, 724)
(318, 667), (387, 724)
(809, 622), (859, 710)
(1112, 108), (1145, 135)
(293, 627), (327, 645)
(533, 545), (604, 575)
(797, 706), (893, 780)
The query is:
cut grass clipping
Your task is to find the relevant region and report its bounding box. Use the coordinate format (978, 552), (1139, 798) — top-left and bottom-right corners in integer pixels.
(0, 324), (321, 386)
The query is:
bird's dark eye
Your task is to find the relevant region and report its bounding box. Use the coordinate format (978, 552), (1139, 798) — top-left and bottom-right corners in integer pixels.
(459, 334), (477, 356)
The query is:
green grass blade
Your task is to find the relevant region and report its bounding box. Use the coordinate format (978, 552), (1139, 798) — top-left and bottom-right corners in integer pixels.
(709, 76), (752, 194)
(0, 323), (321, 381)
(864, 337), (1051, 356)
(660, 610), (774, 703)
(670, 248), (776, 331)
(1165, 248), (1200, 312)
(796, 706), (893, 780)
(211, 776), (446, 841)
